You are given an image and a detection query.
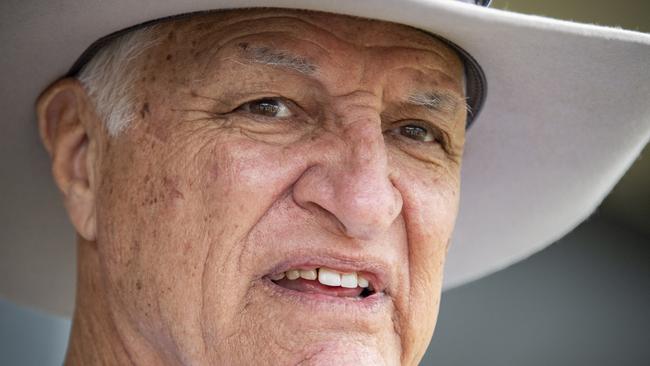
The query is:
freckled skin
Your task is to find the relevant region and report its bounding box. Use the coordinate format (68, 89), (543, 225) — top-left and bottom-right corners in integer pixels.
(49, 9), (466, 366)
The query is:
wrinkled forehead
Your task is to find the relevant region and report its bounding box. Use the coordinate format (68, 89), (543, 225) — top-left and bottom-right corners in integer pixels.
(71, 8), (465, 79)
(160, 8), (462, 61)
(70, 7), (490, 128)
(69, 8), (487, 125)
(148, 8), (466, 94)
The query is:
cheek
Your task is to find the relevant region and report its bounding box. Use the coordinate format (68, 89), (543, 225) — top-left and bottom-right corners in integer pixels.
(195, 136), (313, 314)
(392, 163), (460, 358)
(405, 167), (460, 283)
(94, 136), (217, 352)
(94, 126), (306, 361)
(398, 158), (461, 246)
(213, 138), (301, 194)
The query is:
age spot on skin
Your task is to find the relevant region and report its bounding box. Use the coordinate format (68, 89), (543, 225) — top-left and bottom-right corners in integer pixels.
(163, 176), (185, 201)
(193, 49), (205, 59)
(210, 163), (219, 180)
(140, 102), (150, 119)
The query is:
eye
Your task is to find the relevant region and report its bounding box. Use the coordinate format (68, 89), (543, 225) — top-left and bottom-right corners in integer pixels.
(236, 98), (292, 118)
(391, 123), (438, 143)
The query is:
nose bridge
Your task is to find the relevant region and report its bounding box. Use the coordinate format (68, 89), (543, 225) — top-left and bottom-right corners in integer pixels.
(334, 92), (388, 178)
(339, 117), (389, 194)
(293, 106), (403, 241)
(335, 116), (403, 239)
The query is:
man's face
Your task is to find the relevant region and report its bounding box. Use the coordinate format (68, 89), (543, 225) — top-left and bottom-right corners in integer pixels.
(95, 9), (466, 365)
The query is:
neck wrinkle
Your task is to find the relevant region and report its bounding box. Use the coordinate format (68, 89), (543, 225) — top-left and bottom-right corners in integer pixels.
(64, 239), (135, 366)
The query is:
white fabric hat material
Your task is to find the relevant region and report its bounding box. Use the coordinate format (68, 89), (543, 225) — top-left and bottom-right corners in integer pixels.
(1, 0), (649, 317)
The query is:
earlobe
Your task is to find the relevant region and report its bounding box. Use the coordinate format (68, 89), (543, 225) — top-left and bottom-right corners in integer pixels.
(66, 178), (97, 241)
(36, 78), (98, 241)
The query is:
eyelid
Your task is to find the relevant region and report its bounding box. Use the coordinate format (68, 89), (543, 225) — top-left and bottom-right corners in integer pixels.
(235, 97), (292, 116)
(388, 118), (455, 155)
(232, 96), (319, 126)
(394, 119), (441, 141)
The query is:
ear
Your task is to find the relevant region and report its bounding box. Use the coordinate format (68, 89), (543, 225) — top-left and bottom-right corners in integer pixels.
(37, 78), (99, 241)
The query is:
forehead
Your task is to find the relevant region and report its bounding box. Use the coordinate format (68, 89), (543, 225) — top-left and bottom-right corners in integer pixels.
(136, 8), (467, 110)
(155, 8), (462, 68)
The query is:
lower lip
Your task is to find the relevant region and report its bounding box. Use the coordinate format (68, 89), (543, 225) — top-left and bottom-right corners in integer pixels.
(259, 277), (390, 314)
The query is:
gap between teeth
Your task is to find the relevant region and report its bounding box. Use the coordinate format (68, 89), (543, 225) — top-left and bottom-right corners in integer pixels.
(270, 267), (370, 289)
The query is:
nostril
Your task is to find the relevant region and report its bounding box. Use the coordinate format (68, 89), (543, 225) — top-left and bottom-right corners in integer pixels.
(296, 200), (349, 237)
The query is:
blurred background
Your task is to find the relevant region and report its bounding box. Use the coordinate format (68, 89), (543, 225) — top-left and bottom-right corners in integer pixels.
(424, 0), (650, 365)
(1, 0), (648, 365)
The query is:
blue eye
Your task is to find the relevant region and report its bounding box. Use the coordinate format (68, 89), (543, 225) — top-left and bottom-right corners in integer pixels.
(238, 98), (292, 118)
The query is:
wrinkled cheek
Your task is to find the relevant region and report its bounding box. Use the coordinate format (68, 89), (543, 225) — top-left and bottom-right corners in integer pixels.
(95, 160), (209, 345)
(393, 173), (459, 363)
(412, 179), (457, 287)
(419, 177), (461, 253)
(96, 194), (214, 366)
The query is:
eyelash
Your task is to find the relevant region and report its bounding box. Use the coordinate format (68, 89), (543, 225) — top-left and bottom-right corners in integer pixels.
(234, 98), (293, 118)
(389, 121), (441, 144)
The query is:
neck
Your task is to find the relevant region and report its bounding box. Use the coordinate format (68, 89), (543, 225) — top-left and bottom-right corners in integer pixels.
(64, 239), (134, 366)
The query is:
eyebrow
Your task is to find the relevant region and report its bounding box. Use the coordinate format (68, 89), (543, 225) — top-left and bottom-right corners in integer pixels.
(407, 91), (469, 115)
(234, 43), (468, 115)
(237, 43), (317, 75)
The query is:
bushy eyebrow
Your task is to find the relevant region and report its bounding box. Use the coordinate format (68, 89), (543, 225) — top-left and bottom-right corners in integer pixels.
(406, 91), (469, 115)
(233, 43), (467, 115)
(237, 43), (317, 75)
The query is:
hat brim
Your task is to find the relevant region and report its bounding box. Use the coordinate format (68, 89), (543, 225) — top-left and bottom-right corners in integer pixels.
(1, 0), (649, 317)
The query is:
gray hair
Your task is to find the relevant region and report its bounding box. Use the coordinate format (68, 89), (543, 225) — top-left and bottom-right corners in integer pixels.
(77, 26), (161, 136)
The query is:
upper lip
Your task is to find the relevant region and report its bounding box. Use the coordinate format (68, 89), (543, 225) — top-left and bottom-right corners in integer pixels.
(262, 249), (392, 294)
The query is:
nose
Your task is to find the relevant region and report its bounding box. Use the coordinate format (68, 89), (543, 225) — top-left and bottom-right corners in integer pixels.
(292, 116), (403, 240)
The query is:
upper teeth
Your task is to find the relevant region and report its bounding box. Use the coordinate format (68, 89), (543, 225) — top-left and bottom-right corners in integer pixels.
(270, 267), (371, 289)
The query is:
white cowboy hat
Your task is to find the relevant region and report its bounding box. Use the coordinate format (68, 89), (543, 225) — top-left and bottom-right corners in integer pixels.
(1, 0), (649, 317)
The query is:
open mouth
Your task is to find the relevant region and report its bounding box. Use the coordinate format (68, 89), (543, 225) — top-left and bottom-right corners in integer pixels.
(267, 267), (378, 299)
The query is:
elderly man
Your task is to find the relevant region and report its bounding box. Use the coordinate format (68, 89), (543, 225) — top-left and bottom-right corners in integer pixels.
(38, 9), (468, 364)
(2, 0), (649, 365)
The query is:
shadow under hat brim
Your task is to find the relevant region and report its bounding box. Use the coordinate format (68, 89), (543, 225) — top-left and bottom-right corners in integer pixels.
(1, 0), (649, 317)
